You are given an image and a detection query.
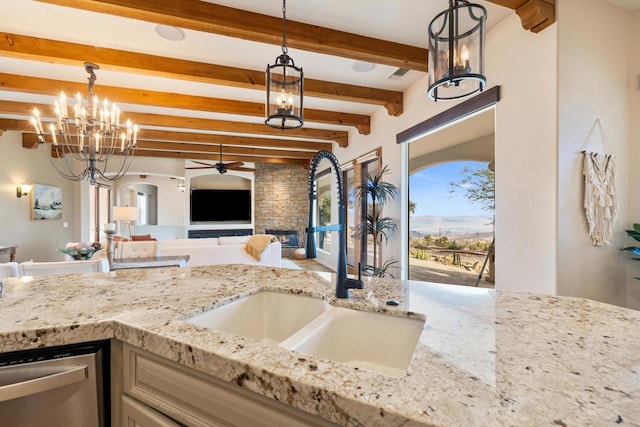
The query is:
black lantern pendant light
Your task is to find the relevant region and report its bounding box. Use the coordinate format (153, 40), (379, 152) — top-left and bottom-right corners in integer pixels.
(428, 0), (487, 101)
(265, 0), (304, 129)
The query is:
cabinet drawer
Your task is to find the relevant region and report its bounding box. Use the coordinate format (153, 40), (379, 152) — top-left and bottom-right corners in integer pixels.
(123, 344), (337, 427)
(122, 395), (181, 427)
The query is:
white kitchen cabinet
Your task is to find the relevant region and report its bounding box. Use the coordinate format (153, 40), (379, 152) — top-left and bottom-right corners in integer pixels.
(122, 344), (338, 427)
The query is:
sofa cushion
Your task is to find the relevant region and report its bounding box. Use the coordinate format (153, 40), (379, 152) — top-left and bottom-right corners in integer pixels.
(218, 235), (250, 245)
(119, 241), (158, 259)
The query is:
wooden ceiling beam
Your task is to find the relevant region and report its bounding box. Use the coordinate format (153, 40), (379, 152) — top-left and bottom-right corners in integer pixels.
(0, 32), (403, 115)
(42, 139), (309, 165)
(135, 130), (331, 152)
(21, 132), (315, 159)
(36, 0), (428, 72)
(137, 151), (309, 166)
(0, 118), (34, 133)
(486, 0), (555, 33)
(0, 100), (349, 146)
(1, 113), (332, 152)
(135, 143), (315, 159)
(0, 73), (370, 134)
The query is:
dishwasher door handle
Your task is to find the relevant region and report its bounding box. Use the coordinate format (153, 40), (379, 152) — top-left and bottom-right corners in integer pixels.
(0, 365), (88, 402)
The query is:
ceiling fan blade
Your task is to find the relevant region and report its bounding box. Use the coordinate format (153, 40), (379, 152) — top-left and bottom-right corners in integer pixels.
(228, 166), (256, 172)
(191, 160), (215, 167)
(185, 166), (215, 170)
(223, 161), (244, 168)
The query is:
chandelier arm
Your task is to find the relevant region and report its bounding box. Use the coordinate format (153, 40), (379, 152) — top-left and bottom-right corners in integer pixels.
(46, 154), (86, 182)
(97, 150), (134, 182)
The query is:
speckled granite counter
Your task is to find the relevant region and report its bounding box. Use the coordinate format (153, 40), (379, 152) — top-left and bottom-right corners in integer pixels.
(1, 265), (639, 426)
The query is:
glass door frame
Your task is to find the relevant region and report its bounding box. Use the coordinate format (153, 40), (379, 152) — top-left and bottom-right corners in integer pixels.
(342, 148), (382, 275)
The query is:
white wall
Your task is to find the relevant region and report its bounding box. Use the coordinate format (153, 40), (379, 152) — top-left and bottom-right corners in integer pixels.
(112, 174), (186, 240)
(557, 0), (631, 307)
(488, 14), (558, 294)
(627, 10), (640, 309)
(0, 131), (75, 262)
(334, 14), (558, 295)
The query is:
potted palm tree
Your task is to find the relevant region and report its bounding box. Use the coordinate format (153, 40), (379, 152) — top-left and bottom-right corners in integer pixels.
(623, 223), (640, 280)
(354, 165), (399, 277)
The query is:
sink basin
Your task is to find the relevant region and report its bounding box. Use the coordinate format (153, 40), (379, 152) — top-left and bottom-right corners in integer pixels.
(280, 307), (425, 378)
(186, 291), (331, 345)
(186, 291), (424, 377)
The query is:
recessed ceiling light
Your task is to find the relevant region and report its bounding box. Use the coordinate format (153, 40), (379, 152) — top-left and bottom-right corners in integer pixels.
(352, 61), (376, 73)
(155, 24), (186, 42)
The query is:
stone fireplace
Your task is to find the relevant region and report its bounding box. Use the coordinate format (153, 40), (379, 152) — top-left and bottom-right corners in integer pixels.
(254, 163), (308, 258)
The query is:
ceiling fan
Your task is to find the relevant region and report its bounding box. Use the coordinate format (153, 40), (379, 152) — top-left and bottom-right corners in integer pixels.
(186, 145), (255, 174)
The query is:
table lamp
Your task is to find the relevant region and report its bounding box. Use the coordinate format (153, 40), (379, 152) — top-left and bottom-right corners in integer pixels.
(112, 206), (139, 240)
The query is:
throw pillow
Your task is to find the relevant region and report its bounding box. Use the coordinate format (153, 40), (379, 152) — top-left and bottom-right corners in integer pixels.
(131, 234), (157, 241)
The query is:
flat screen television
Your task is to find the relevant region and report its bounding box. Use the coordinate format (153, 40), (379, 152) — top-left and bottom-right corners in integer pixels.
(190, 189), (252, 222)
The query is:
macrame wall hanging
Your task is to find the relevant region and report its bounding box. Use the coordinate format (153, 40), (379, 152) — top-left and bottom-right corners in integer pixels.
(581, 118), (616, 246)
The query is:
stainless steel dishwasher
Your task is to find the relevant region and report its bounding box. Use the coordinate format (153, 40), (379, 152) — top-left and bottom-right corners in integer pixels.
(0, 340), (109, 427)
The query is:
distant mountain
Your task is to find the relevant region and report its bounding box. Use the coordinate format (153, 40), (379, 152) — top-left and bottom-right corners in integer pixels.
(410, 215), (493, 236)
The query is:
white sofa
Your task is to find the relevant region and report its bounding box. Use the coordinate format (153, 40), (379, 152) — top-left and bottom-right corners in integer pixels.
(18, 259), (110, 277)
(0, 262), (19, 278)
(118, 236), (281, 268)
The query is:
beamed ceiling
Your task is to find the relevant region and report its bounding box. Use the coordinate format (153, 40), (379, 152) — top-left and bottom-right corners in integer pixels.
(0, 0), (554, 168)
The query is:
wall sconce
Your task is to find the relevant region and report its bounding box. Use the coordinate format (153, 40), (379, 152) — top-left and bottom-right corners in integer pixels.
(16, 184), (32, 198)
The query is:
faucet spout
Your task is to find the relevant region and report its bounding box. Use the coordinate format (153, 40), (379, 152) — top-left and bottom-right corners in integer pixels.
(306, 150), (364, 298)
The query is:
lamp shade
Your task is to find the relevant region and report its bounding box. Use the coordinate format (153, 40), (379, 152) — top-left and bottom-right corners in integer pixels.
(112, 206), (139, 222)
(428, 0), (487, 101)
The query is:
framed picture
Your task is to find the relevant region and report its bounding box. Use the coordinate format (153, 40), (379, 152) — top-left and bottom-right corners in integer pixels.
(31, 183), (62, 220)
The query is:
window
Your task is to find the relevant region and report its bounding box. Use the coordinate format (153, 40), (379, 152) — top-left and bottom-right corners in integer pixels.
(315, 169), (332, 253)
(137, 192), (147, 225)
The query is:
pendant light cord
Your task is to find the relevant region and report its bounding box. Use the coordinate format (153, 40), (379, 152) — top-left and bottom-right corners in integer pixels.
(281, 0), (288, 54)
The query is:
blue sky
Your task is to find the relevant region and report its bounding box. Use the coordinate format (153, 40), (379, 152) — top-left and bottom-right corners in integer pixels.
(410, 161), (490, 217)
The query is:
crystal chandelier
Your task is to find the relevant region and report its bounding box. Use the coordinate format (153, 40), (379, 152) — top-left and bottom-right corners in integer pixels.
(265, 0), (304, 130)
(30, 62), (138, 184)
(428, 0), (487, 101)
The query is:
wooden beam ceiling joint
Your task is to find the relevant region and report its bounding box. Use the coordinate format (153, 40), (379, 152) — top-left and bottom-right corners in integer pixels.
(486, 0), (555, 33)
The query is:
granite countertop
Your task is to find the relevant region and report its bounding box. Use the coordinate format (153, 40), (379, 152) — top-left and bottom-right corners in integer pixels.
(0, 265), (639, 426)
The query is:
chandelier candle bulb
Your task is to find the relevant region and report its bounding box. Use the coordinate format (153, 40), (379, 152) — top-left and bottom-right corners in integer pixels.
(60, 92), (67, 117)
(49, 124), (58, 146)
(32, 108), (44, 135)
(30, 117), (40, 138)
